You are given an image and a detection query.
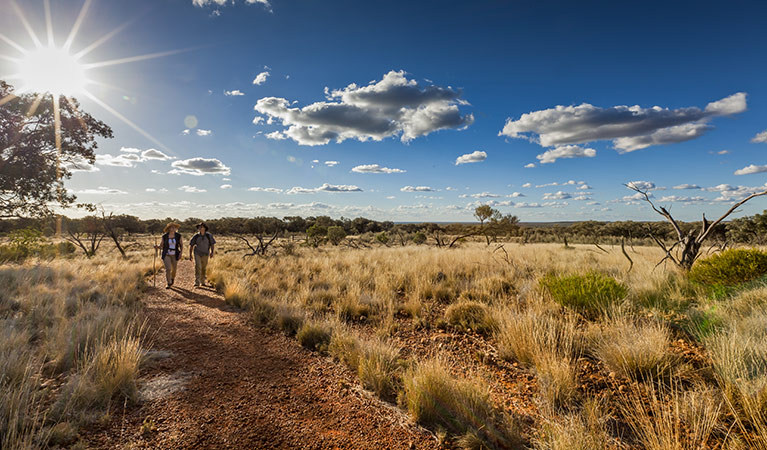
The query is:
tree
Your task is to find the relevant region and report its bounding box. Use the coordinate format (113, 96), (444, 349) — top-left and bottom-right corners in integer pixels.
(0, 81), (113, 218)
(627, 184), (767, 271)
(327, 226), (346, 245)
(474, 205), (494, 244)
(65, 216), (105, 257)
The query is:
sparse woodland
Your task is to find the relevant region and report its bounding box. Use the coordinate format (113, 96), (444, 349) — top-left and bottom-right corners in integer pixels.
(4, 215), (767, 448)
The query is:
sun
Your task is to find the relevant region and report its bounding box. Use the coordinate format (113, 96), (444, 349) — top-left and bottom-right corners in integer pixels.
(17, 45), (87, 95)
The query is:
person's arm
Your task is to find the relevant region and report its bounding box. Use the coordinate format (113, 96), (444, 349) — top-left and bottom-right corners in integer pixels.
(177, 234), (183, 260)
(189, 235), (195, 260)
(209, 234), (215, 258)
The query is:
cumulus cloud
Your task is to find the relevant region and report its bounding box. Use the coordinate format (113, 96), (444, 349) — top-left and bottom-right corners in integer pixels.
(752, 131), (767, 143)
(460, 192), (500, 199)
(401, 186), (433, 192)
(509, 192), (525, 197)
(735, 164), (767, 176)
(455, 150), (487, 165)
(170, 158), (231, 176)
(674, 184), (701, 190)
(140, 149), (174, 161)
(253, 71), (270, 85)
(248, 187), (283, 193)
(196, 129), (212, 136)
(524, 163), (536, 168)
(252, 116), (264, 125)
(500, 92), (747, 154)
(324, 161), (340, 167)
(254, 70), (473, 146)
(658, 195), (707, 203)
(62, 155), (100, 173)
(543, 191), (572, 200)
(225, 90), (245, 96)
(521, 183), (532, 188)
(286, 183), (362, 194)
(536, 145), (596, 164)
(626, 180), (656, 191)
(220, 184), (232, 189)
(265, 131), (287, 140)
(179, 185), (207, 193)
(515, 202), (541, 208)
(351, 164), (406, 174)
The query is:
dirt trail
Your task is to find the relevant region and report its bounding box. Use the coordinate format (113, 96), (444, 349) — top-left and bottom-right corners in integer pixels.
(86, 260), (438, 450)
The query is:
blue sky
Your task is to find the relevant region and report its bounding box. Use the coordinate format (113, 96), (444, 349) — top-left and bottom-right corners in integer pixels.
(2, 0), (767, 221)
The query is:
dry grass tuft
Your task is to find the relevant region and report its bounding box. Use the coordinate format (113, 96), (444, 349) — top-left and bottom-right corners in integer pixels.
(444, 300), (497, 335)
(297, 321), (333, 353)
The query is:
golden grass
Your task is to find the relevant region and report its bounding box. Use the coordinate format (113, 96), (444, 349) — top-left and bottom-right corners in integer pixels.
(206, 240), (767, 449)
(1, 249), (152, 448)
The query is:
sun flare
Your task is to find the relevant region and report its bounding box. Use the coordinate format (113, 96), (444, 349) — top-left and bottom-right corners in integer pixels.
(17, 46), (87, 96)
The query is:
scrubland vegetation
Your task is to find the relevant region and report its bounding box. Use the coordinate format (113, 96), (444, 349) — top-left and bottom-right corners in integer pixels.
(208, 240), (767, 449)
(0, 245), (151, 449)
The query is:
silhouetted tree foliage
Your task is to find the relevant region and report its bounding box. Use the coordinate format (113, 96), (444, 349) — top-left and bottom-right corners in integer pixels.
(0, 81), (113, 218)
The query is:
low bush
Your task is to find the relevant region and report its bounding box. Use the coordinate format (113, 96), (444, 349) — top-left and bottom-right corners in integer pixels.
(540, 272), (626, 318)
(444, 300), (497, 335)
(403, 360), (521, 449)
(297, 321), (332, 353)
(689, 248), (767, 286)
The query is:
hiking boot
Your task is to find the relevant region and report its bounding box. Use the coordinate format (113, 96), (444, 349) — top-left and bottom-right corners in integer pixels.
(166, 284), (172, 289)
(194, 283), (200, 288)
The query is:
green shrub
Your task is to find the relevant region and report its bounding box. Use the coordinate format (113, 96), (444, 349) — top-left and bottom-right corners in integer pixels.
(444, 300), (496, 335)
(540, 272), (626, 318)
(297, 322), (332, 353)
(689, 248), (767, 286)
(403, 360), (521, 449)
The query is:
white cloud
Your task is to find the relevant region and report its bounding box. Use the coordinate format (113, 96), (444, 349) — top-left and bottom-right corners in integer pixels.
(524, 163), (536, 168)
(500, 92), (747, 152)
(253, 71), (270, 85)
(193, 0), (271, 13)
(706, 184), (767, 201)
(145, 188), (168, 193)
(536, 145), (596, 164)
(515, 202), (541, 208)
(351, 164), (405, 174)
(140, 148), (174, 161)
(225, 90), (245, 96)
(673, 184), (702, 190)
(573, 195), (592, 201)
(62, 155), (99, 173)
(76, 186), (127, 195)
(286, 183), (362, 194)
(752, 131), (767, 143)
(455, 150), (487, 165)
(543, 191), (572, 200)
(220, 184), (232, 189)
(179, 185), (207, 193)
(735, 164), (767, 176)
(521, 183), (531, 188)
(508, 192), (524, 197)
(445, 186), (456, 191)
(265, 131), (287, 140)
(401, 186), (433, 192)
(96, 153), (140, 167)
(196, 129), (212, 137)
(658, 195), (707, 203)
(182, 129), (190, 135)
(170, 158), (231, 176)
(254, 70), (473, 146)
(248, 187), (283, 193)
(626, 180), (656, 191)
(577, 184), (591, 190)
(252, 116), (264, 125)
(324, 161), (339, 167)
(465, 192), (500, 198)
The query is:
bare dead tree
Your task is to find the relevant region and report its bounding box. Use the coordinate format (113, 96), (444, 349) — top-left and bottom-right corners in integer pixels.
(66, 216), (105, 258)
(626, 184), (767, 271)
(241, 229), (281, 257)
(621, 237), (633, 273)
(101, 211), (127, 258)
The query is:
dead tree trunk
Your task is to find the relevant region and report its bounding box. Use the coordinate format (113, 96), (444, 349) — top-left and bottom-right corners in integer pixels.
(627, 184), (767, 271)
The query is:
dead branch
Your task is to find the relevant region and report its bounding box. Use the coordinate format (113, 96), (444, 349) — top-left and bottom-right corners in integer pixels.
(621, 237), (633, 273)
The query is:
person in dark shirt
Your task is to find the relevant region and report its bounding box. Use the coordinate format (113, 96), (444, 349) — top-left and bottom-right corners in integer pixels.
(189, 222), (216, 287)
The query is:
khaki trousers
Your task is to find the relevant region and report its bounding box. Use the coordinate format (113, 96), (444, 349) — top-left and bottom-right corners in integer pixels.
(163, 255), (178, 285)
(194, 253), (209, 285)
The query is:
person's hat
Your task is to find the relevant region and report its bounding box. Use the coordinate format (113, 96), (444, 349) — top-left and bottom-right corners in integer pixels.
(164, 222), (182, 233)
(196, 222), (209, 232)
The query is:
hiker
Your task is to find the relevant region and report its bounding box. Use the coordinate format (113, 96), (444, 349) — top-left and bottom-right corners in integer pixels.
(158, 222), (182, 289)
(190, 222), (216, 287)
